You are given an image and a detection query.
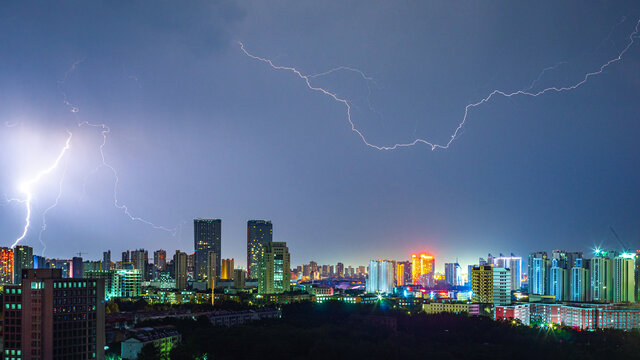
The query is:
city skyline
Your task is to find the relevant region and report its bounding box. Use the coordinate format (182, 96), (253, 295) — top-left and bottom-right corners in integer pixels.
(1, 2), (639, 272)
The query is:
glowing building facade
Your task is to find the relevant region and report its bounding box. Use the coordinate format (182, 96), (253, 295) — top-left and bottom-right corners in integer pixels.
(411, 253), (435, 287)
(247, 220), (272, 279)
(221, 258), (234, 280)
(0, 247), (14, 284)
(492, 254), (522, 290)
(613, 254), (635, 303)
(258, 242), (290, 294)
(366, 259), (394, 294)
(590, 252), (613, 302)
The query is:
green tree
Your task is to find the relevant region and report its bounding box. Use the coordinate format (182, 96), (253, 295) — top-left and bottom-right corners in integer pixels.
(137, 343), (161, 360)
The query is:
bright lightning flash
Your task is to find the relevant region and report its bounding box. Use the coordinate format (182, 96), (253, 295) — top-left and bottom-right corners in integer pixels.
(239, 18), (640, 151)
(11, 132), (73, 248)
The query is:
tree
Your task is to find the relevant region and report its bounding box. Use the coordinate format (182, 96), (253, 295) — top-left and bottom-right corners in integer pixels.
(137, 343), (161, 360)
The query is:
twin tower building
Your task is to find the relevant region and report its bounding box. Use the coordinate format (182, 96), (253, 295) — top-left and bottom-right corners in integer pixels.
(191, 219), (290, 293)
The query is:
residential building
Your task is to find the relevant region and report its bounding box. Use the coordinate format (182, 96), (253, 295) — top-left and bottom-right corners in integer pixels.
(0, 247), (13, 284)
(221, 259), (234, 280)
(174, 251), (188, 290)
(444, 262), (463, 287)
(246, 220), (273, 279)
(571, 262), (590, 302)
(492, 254), (522, 290)
(2, 268), (105, 360)
(194, 219), (222, 280)
(591, 253), (613, 302)
(120, 326), (181, 360)
(13, 245), (33, 284)
(258, 242), (290, 294)
(366, 260), (394, 294)
(154, 249), (167, 271)
(613, 253), (635, 303)
(528, 252), (549, 295)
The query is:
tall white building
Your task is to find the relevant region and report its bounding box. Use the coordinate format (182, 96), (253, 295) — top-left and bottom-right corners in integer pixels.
(613, 254), (635, 303)
(570, 260), (590, 302)
(492, 267), (512, 306)
(549, 259), (569, 301)
(444, 263), (463, 286)
(366, 260), (394, 294)
(590, 252), (613, 302)
(493, 254), (522, 290)
(528, 252), (549, 295)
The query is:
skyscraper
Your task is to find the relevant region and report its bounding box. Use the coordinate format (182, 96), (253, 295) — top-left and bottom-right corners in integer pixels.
(528, 252), (549, 295)
(411, 253), (435, 286)
(258, 242), (290, 294)
(13, 245), (33, 284)
(71, 256), (83, 278)
(174, 250), (188, 290)
(492, 254), (522, 290)
(396, 262), (405, 286)
(571, 260), (590, 302)
(549, 259), (569, 301)
(471, 265), (493, 303)
(247, 220), (272, 279)
(102, 250), (111, 271)
(194, 219), (222, 280)
(207, 251), (217, 290)
(613, 253), (635, 303)
(221, 258), (234, 280)
(366, 259), (394, 294)
(591, 251), (613, 302)
(0, 247), (14, 284)
(154, 249), (167, 271)
(336, 262), (345, 277)
(444, 262), (462, 286)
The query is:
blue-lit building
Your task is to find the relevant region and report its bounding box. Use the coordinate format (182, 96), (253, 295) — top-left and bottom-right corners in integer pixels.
(366, 259), (394, 294)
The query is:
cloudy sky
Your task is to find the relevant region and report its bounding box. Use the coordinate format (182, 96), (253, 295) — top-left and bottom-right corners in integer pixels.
(1, 1), (639, 271)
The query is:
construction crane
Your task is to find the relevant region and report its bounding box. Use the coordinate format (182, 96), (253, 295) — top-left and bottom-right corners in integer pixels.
(609, 227), (632, 255)
(76, 251), (86, 258)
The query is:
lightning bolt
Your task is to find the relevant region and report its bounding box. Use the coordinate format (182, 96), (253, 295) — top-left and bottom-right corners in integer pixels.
(239, 18), (640, 151)
(79, 121), (180, 235)
(11, 132), (73, 248)
(37, 161), (68, 256)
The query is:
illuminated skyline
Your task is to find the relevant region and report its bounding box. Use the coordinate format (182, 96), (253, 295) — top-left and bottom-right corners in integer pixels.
(1, 2), (639, 271)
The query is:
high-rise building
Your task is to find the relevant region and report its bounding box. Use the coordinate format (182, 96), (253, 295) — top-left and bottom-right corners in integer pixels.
(0, 247), (14, 284)
(396, 262), (405, 286)
(174, 250), (188, 290)
(549, 259), (570, 301)
(492, 267), (512, 306)
(154, 249), (167, 271)
(492, 254), (522, 290)
(194, 219), (222, 280)
(111, 269), (142, 298)
(471, 265), (510, 305)
(336, 262), (344, 277)
(635, 250), (640, 303)
(13, 245), (33, 284)
(2, 268), (105, 360)
(234, 269), (246, 289)
(411, 253), (435, 287)
(33, 255), (46, 269)
(444, 262), (463, 286)
(471, 265), (493, 303)
(102, 250), (111, 271)
(366, 260), (394, 294)
(528, 252), (549, 295)
(207, 251), (217, 290)
(613, 253), (635, 303)
(590, 251), (613, 302)
(71, 256), (83, 278)
(130, 249), (148, 278)
(571, 260), (590, 302)
(122, 251), (130, 263)
(258, 242), (290, 294)
(246, 220), (273, 279)
(221, 259), (234, 280)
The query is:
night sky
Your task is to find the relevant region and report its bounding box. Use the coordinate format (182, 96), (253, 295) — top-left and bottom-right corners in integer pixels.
(1, 1), (639, 272)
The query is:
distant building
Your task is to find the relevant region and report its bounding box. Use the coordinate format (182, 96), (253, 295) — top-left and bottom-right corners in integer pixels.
(444, 262), (463, 287)
(71, 256), (83, 278)
(207, 251), (217, 290)
(549, 259), (570, 301)
(0, 247), (14, 284)
(613, 253), (635, 303)
(154, 249), (167, 271)
(234, 269), (246, 289)
(471, 265), (510, 305)
(591, 252), (613, 302)
(258, 242), (291, 294)
(13, 245), (33, 284)
(366, 260), (394, 294)
(221, 258), (234, 280)
(492, 254), (522, 290)
(396, 262), (405, 286)
(2, 268), (105, 359)
(411, 253), (435, 287)
(495, 304), (531, 325)
(103, 250), (111, 271)
(571, 261), (590, 302)
(194, 219), (222, 280)
(528, 252), (549, 295)
(174, 251), (188, 290)
(246, 220), (273, 279)
(336, 262), (344, 277)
